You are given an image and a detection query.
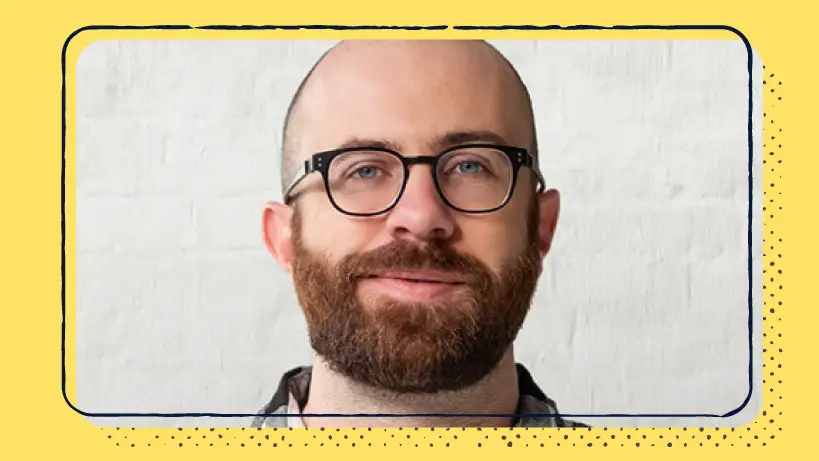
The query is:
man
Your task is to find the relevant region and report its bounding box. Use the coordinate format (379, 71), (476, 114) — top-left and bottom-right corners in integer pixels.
(254, 40), (586, 428)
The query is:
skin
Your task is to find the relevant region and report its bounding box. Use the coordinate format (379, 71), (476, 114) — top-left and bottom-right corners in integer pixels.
(262, 40), (561, 427)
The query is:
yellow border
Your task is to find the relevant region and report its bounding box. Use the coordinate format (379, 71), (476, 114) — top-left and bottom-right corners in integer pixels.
(0, 0), (806, 458)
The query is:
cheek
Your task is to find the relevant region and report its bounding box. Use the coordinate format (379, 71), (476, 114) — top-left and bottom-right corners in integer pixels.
(456, 216), (529, 273)
(300, 210), (385, 260)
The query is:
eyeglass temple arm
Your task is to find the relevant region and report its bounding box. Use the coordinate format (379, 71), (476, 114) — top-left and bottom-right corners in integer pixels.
(283, 157), (314, 203)
(534, 168), (546, 193)
(526, 152), (546, 193)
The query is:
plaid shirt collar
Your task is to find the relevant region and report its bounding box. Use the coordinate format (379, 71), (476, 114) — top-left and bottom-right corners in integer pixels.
(251, 363), (588, 428)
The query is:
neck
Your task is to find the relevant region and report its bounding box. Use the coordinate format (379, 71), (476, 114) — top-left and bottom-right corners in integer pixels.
(301, 349), (520, 428)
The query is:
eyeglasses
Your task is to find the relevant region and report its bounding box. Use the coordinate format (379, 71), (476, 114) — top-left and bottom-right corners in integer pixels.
(283, 144), (545, 217)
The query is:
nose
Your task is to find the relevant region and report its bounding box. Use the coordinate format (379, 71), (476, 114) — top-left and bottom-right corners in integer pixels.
(385, 164), (456, 243)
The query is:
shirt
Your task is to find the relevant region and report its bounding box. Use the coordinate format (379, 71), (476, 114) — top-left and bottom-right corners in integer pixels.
(251, 363), (588, 428)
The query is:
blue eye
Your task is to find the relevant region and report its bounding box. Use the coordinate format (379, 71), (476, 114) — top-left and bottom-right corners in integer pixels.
(457, 161), (484, 174)
(354, 166), (379, 179)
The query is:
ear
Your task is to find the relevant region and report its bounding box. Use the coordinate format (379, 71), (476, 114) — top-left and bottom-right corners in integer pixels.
(536, 189), (560, 259)
(262, 202), (295, 275)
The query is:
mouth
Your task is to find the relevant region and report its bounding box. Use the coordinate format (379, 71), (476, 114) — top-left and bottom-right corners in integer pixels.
(360, 269), (467, 302)
(365, 269), (466, 285)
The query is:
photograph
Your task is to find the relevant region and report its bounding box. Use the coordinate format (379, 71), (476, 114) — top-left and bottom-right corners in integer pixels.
(73, 38), (763, 429)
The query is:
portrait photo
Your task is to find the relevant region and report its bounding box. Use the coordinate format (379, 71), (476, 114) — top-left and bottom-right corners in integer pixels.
(71, 37), (763, 429)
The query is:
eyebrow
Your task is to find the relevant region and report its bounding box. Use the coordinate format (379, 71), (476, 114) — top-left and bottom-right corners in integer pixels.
(336, 137), (402, 152)
(333, 130), (512, 154)
(433, 130), (511, 151)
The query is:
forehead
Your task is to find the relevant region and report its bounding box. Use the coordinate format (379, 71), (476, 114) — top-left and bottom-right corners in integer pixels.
(294, 41), (533, 157)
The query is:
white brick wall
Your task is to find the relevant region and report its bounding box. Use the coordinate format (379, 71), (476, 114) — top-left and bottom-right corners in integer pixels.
(74, 39), (764, 428)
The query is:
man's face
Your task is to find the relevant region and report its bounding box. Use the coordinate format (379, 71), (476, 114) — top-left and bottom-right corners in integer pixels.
(264, 41), (560, 392)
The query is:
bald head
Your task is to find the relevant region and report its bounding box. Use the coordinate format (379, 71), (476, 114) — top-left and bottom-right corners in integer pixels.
(279, 40), (538, 197)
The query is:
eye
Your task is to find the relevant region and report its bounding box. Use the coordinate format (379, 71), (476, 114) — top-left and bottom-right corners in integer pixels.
(351, 165), (380, 179)
(456, 161), (484, 174)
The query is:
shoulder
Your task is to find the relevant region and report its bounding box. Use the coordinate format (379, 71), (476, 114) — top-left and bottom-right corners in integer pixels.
(515, 363), (591, 428)
(250, 366), (313, 428)
(516, 393), (590, 428)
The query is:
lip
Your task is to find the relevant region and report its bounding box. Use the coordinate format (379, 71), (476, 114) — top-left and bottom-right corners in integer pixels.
(366, 269), (466, 284)
(360, 270), (467, 302)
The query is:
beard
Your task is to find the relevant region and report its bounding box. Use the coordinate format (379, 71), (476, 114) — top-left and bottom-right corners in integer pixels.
(289, 202), (542, 394)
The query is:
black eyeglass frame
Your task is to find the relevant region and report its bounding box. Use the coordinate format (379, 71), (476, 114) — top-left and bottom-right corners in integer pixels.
(283, 143), (546, 217)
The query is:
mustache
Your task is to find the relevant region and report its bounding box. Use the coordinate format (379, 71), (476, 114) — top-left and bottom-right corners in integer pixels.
(338, 239), (492, 284)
